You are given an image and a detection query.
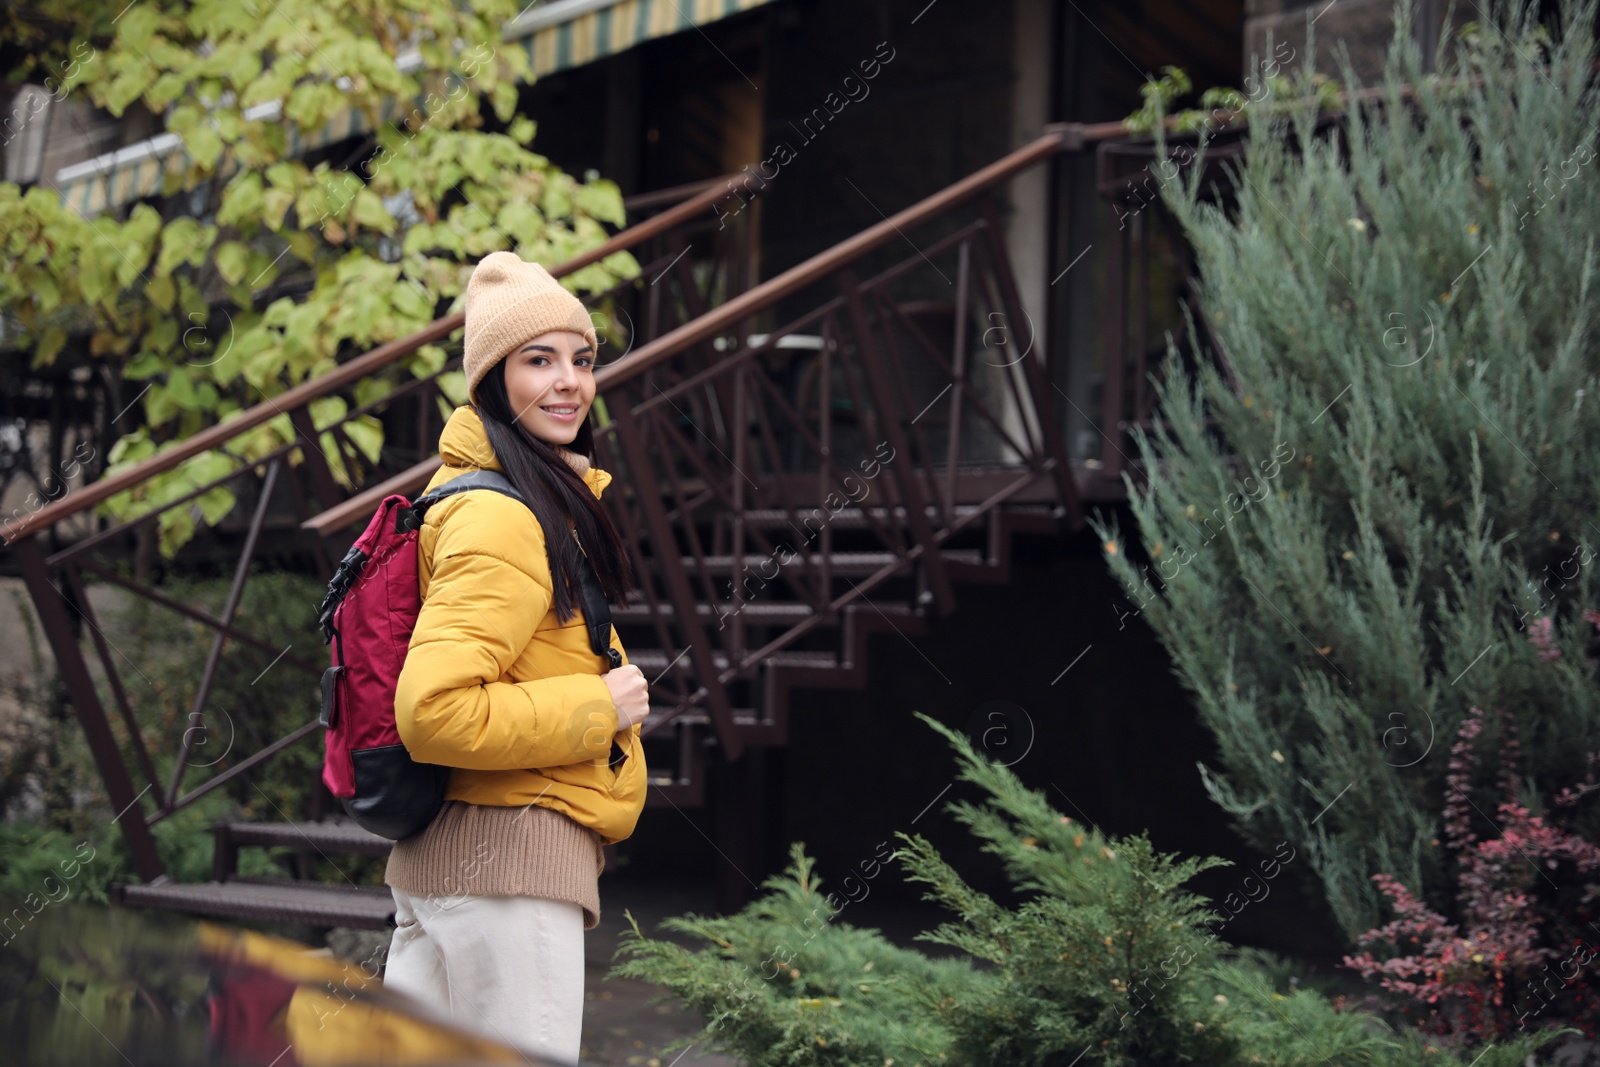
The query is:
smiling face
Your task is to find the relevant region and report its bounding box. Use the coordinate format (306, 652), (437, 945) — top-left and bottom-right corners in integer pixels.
(502, 330), (597, 446)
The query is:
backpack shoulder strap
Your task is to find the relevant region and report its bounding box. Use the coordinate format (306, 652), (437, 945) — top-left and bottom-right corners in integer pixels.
(397, 469), (523, 533)
(573, 533), (624, 670)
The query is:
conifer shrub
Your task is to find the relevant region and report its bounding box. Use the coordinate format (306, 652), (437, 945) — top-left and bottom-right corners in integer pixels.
(1093, 0), (1600, 940)
(610, 715), (1548, 1066)
(613, 842), (972, 1067)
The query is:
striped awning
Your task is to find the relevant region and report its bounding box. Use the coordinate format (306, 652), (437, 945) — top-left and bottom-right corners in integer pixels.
(52, 0), (780, 217)
(519, 0), (774, 74)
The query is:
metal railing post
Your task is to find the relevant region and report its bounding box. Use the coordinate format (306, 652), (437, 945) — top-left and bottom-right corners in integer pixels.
(14, 534), (165, 881)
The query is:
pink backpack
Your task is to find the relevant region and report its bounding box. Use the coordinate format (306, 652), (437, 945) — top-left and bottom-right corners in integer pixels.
(315, 471), (537, 840)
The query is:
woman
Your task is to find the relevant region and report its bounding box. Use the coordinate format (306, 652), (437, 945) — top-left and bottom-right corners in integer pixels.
(382, 251), (652, 1063)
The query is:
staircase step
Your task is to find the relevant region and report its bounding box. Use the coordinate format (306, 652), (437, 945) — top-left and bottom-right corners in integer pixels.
(638, 705), (762, 735)
(626, 648), (838, 672)
(116, 877), (395, 930)
(682, 549), (983, 576)
(647, 709), (761, 729)
(215, 819), (393, 857)
(740, 504), (983, 530)
(1000, 504), (1065, 535)
(615, 600), (925, 624)
(740, 503), (1057, 533)
(612, 601), (816, 624)
(645, 781), (704, 807)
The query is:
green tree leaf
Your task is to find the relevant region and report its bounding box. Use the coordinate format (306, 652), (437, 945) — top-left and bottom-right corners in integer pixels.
(343, 416), (383, 464)
(35, 326), (67, 365)
(574, 179), (625, 227)
(217, 172), (264, 227)
(213, 241), (249, 286)
(183, 123), (224, 170)
(351, 189), (396, 234)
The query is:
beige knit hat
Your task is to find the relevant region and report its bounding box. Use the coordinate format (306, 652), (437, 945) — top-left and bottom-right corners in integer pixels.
(462, 252), (599, 402)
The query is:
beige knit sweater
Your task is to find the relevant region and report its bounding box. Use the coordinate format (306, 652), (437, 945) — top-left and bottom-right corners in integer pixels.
(385, 801), (605, 929)
(384, 443), (609, 931)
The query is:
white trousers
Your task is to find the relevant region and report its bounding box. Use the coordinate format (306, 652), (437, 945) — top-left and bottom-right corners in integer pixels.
(383, 887), (586, 1064)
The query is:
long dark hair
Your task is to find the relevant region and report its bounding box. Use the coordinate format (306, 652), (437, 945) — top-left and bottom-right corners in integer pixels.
(471, 359), (636, 622)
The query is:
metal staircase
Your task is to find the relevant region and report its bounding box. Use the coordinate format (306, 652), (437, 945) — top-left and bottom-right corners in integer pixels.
(9, 124), (1149, 928)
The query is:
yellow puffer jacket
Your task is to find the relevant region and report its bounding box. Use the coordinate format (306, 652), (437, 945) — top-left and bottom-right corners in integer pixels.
(393, 405), (647, 845)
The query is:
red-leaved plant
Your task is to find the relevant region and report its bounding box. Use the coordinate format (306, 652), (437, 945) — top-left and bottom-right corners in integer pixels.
(1343, 705), (1600, 1044)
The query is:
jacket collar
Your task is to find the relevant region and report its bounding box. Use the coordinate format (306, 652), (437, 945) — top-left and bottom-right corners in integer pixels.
(438, 405), (613, 498)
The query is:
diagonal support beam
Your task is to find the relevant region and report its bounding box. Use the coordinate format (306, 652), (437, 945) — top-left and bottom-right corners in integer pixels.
(165, 458), (282, 806)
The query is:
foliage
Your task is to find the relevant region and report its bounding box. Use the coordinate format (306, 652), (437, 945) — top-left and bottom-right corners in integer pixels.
(0, 570), (367, 902)
(1, 0), (639, 556)
(611, 713), (1547, 1066)
(0, 0), (126, 84)
(1093, 0), (1600, 940)
(1121, 62), (1341, 136)
(0, 823), (120, 910)
(0, 793), (254, 910)
(1345, 705), (1600, 1044)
